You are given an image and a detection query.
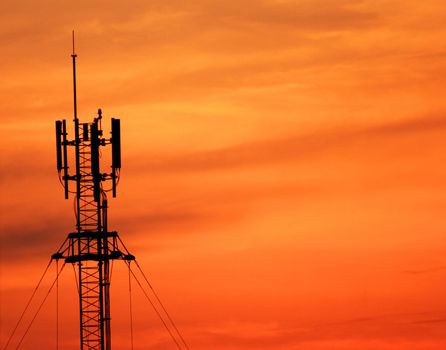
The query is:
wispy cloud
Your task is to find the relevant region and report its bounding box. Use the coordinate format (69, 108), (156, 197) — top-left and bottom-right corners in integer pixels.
(0, 216), (69, 262)
(130, 113), (446, 173)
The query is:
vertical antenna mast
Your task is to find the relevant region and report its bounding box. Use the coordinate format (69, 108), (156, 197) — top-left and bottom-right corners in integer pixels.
(72, 30), (78, 121)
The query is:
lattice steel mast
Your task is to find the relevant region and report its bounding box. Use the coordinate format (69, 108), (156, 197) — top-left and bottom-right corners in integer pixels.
(52, 32), (134, 350)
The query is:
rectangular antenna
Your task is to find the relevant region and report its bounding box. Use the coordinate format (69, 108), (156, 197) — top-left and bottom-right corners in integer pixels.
(111, 118), (121, 198)
(112, 173), (117, 198)
(62, 119), (69, 199)
(56, 120), (63, 171)
(111, 118), (121, 169)
(91, 122), (101, 202)
(83, 123), (89, 141)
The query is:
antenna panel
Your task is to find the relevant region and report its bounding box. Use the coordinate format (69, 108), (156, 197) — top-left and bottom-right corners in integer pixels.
(83, 123), (89, 141)
(55, 120), (63, 171)
(91, 122), (101, 202)
(62, 119), (69, 199)
(111, 118), (121, 169)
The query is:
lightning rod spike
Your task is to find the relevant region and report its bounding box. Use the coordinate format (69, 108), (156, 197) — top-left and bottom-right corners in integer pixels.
(71, 30), (78, 121)
(72, 30), (75, 56)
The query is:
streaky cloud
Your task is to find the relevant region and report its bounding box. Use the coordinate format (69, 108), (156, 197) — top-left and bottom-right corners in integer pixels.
(131, 112), (446, 173)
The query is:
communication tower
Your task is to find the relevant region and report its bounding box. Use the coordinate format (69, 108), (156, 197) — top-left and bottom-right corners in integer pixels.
(3, 32), (189, 350)
(52, 33), (134, 350)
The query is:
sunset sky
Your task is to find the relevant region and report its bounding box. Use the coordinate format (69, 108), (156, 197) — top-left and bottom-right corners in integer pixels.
(1, 1), (446, 349)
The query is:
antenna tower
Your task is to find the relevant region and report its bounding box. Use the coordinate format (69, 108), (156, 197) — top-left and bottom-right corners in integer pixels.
(53, 32), (134, 350)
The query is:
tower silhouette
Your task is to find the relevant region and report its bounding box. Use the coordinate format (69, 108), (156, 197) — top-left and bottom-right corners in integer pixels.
(52, 33), (134, 350)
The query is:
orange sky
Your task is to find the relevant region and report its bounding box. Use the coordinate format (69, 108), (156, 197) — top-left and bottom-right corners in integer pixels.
(1, 1), (446, 349)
